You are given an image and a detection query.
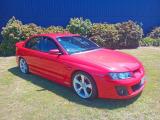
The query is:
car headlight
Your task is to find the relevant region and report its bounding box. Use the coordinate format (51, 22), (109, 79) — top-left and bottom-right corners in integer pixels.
(109, 72), (132, 80)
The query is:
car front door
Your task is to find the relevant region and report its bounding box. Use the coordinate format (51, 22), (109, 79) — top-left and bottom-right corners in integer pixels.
(37, 36), (66, 83)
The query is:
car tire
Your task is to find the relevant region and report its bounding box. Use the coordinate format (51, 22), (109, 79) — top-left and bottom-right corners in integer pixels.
(19, 58), (29, 74)
(72, 71), (98, 100)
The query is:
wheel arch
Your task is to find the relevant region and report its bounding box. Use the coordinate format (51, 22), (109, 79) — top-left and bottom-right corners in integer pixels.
(18, 56), (25, 65)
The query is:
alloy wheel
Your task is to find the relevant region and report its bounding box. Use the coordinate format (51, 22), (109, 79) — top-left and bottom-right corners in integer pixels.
(73, 73), (93, 99)
(19, 58), (28, 74)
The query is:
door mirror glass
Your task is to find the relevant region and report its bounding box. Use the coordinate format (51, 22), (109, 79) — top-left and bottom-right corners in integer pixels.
(49, 49), (61, 55)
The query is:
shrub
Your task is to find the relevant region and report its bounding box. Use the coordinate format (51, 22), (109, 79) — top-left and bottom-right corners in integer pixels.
(89, 23), (119, 48)
(21, 24), (67, 40)
(140, 37), (160, 47)
(21, 23), (44, 40)
(0, 17), (67, 56)
(140, 37), (155, 46)
(115, 20), (143, 48)
(44, 26), (67, 33)
(148, 27), (160, 39)
(0, 17), (23, 56)
(67, 17), (92, 36)
(0, 17), (146, 56)
(89, 21), (143, 49)
(0, 17), (46, 56)
(153, 39), (160, 46)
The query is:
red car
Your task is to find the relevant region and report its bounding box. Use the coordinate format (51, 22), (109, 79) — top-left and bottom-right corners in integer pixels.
(16, 33), (146, 99)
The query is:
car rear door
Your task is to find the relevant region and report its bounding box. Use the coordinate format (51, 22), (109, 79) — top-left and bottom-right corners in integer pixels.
(23, 36), (43, 73)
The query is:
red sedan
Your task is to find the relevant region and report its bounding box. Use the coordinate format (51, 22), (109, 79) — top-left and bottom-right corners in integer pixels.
(16, 33), (146, 99)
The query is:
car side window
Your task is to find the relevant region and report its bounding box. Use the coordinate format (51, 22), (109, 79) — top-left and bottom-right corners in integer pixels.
(25, 37), (41, 50)
(39, 37), (58, 52)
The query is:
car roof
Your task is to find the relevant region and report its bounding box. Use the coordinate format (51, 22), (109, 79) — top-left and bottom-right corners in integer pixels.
(33, 33), (80, 39)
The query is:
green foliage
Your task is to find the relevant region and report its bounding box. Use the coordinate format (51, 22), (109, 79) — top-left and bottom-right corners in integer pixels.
(0, 17), (23, 56)
(0, 17), (46, 56)
(21, 23), (44, 40)
(148, 27), (160, 39)
(140, 37), (155, 46)
(0, 17), (150, 56)
(67, 17), (92, 36)
(89, 21), (143, 49)
(90, 23), (119, 48)
(44, 26), (67, 34)
(153, 39), (160, 46)
(140, 37), (160, 46)
(0, 17), (67, 56)
(115, 20), (143, 48)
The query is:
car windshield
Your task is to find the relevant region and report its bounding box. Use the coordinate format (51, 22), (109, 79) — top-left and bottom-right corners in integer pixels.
(57, 36), (100, 54)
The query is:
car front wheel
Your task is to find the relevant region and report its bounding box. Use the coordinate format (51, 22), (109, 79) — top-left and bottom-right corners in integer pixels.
(19, 58), (29, 74)
(72, 71), (97, 99)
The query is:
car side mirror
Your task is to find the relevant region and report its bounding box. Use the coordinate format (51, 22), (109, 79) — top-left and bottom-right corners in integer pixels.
(49, 49), (62, 55)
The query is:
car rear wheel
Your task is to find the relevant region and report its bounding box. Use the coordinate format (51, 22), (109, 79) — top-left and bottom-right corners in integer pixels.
(19, 58), (29, 74)
(72, 71), (97, 99)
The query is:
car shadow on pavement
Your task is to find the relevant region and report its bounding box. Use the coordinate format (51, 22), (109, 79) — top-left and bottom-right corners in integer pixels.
(8, 67), (141, 110)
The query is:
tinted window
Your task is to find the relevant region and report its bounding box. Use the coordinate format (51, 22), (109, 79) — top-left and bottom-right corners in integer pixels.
(57, 36), (100, 54)
(39, 37), (58, 52)
(25, 37), (41, 50)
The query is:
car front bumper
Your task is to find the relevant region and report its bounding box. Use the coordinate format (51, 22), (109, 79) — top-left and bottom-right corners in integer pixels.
(94, 74), (146, 99)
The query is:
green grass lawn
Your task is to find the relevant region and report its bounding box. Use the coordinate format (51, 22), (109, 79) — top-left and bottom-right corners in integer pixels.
(0, 47), (160, 120)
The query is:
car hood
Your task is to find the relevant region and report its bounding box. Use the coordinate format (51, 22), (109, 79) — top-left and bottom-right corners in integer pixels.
(71, 48), (141, 72)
